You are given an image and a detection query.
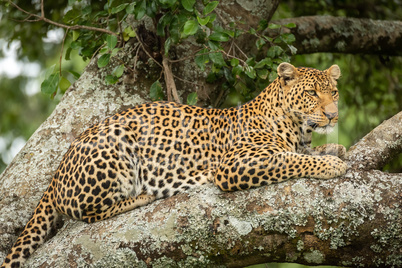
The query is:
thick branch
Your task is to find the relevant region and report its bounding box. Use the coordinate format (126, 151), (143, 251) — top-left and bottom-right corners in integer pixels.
(347, 111), (402, 170)
(273, 16), (402, 56)
(23, 170), (402, 267)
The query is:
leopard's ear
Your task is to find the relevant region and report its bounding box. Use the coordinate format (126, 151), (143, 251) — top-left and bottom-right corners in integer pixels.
(327, 64), (341, 82)
(277, 62), (298, 84)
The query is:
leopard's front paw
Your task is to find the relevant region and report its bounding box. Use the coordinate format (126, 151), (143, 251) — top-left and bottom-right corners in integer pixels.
(314, 143), (347, 160)
(306, 154), (347, 180)
(319, 155), (347, 179)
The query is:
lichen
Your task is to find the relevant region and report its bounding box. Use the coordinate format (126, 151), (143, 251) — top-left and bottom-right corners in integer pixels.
(296, 240), (304, 251)
(303, 249), (325, 264)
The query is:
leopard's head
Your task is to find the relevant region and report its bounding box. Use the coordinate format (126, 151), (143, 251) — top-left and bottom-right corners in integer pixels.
(277, 62), (341, 134)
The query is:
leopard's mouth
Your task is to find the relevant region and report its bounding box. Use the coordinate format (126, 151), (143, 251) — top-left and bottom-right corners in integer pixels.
(307, 119), (336, 134)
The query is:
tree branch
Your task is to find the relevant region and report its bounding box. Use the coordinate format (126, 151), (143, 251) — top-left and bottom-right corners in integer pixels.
(8, 0), (118, 36)
(347, 111), (402, 170)
(273, 16), (402, 56)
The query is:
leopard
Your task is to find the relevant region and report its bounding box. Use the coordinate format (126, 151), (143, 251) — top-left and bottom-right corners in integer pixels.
(1, 62), (347, 267)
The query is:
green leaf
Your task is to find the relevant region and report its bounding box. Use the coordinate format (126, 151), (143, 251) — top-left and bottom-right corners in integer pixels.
(257, 19), (268, 31)
(169, 15), (185, 43)
(256, 38), (266, 50)
(44, 64), (56, 78)
(230, 58), (239, 67)
(203, 1), (219, 15)
(207, 40), (221, 50)
(195, 49), (209, 71)
(197, 15), (210, 26)
(257, 69), (268, 79)
(209, 32), (230, 42)
(65, 47), (72, 61)
(99, 47), (109, 54)
(59, 76), (71, 93)
(288, 45), (297, 55)
(70, 41), (81, 50)
(67, 70), (81, 79)
(41, 73), (60, 95)
(157, 13), (173, 36)
(97, 53), (111, 68)
(268, 23), (281, 29)
(267, 46), (283, 58)
(105, 74), (119, 84)
(285, 22), (296, 28)
(254, 58), (272, 69)
(106, 35), (117, 50)
(134, 0), (146, 20)
(181, 0), (195, 11)
(182, 20), (199, 37)
(111, 48), (120, 57)
(281, 33), (296, 44)
(268, 71), (277, 82)
(209, 52), (226, 67)
(164, 37), (172, 55)
(126, 2), (136, 14)
(150, 80), (165, 101)
(123, 26), (136, 41)
(223, 67), (235, 84)
(159, 0), (177, 7)
(232, 65), (242, 76)
(72, 30), (80, 41)
(112, 64), (124, 78)
(63, 9), (80, 24)
(111, 3), (129, 14)
(187, 92), (198, 105)
(245, 66), (256, 79)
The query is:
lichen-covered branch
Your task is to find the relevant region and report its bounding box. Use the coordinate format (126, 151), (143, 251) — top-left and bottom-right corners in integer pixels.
(22, 169), (402, 267)
(273, 16), (402, 56)
(347, 111), (402, 170)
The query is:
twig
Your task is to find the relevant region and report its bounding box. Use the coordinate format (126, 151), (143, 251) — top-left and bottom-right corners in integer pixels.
(220, 49), (247, 66)
(162, 56), (180, 103)
(233, 42), (248, 60)
(8, 0), (118, 36)
(167, 48), (205, 63)
(172, 74), (202, 87)
(59, 28), (69, 75)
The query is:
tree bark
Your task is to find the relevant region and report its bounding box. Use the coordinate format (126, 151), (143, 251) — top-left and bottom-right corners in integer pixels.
(273, 16), (402, 56)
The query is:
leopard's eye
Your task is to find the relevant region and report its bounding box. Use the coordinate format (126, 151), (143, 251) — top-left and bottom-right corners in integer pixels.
(331, 90), (338, 96)
(306, 90), (317, 96)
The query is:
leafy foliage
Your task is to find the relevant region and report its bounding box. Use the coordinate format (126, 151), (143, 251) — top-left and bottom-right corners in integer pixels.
(3, 0), (297, 104)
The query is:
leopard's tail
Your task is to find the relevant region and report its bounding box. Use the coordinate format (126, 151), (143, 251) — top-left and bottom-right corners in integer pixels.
(1, 188), (60, 268)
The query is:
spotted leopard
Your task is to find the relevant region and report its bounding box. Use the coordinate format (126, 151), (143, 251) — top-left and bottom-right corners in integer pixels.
(1, 62), (347, 267)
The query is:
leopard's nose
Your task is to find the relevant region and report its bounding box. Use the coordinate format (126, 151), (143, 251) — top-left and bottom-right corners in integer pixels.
(323, 111), (337, 120)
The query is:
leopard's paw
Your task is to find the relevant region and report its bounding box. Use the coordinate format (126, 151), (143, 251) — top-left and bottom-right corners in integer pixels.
(314, 143), (347, 160)
(315, 155), (347, 179)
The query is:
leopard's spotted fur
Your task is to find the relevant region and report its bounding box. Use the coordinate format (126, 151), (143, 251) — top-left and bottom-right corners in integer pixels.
(1, 63), (347, 267)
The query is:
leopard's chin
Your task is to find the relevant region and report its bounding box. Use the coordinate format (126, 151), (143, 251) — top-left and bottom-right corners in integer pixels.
(314, 125), (335, 135)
